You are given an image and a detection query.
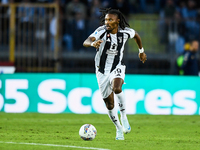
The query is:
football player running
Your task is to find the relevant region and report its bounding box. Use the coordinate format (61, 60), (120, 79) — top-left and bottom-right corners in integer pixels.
(83, 8), (147, 140)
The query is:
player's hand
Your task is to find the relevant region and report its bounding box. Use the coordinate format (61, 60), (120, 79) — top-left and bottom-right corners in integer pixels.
(138, 52), (147, 63)
(91, 40), (103, 49)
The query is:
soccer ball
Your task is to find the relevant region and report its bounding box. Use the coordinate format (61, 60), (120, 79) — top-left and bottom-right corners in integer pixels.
(79, 124), (97, 141)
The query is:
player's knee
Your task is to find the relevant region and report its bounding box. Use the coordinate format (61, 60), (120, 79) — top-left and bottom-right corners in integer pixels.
(113, 87), (122, 94)
(105, 101), (114, 110)
(106, 103), (114, 110)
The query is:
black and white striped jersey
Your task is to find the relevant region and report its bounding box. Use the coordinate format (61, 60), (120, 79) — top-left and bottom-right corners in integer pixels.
(90, 25), (136, 75)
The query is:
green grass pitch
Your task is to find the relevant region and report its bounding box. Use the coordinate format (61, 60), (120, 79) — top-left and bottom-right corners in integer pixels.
(0, 113), (200, 150)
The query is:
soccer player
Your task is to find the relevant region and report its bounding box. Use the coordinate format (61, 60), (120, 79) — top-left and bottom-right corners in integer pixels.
(83, 8), (147, 140)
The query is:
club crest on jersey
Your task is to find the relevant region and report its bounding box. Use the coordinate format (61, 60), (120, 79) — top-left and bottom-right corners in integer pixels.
(118, 37), (122, 43)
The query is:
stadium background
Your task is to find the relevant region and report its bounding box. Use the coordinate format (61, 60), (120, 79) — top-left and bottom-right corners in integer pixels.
(0, 0), (200, 115)
(0, 1), (200, 150)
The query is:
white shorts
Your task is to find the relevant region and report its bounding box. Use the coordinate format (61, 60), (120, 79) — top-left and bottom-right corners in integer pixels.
(96, 65), (126, 99)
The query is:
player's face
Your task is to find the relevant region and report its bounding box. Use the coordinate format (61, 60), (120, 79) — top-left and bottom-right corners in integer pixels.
(105, 14), (120, 33)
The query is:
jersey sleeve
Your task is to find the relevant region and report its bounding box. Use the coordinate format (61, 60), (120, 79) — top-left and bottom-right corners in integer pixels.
(128, 28), (136, 39)
(89, 26), (106, 40)
(124, 27), (136, 39)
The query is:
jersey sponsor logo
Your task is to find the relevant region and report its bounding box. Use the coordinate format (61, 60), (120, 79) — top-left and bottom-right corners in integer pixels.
(106, 44), (118, 55)
(111, 44), (117, 50)
(106, 49), (118, 55)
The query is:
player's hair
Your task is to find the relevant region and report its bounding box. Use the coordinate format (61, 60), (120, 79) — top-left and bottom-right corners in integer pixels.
(100, 8), (130, 30)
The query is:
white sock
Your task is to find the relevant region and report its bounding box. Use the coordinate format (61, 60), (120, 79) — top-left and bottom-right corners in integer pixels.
(108, 107), (122, 130)
(116, 91), (127, 120)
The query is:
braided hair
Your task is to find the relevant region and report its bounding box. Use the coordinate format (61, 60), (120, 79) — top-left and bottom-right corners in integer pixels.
(100, 8), (130, 30)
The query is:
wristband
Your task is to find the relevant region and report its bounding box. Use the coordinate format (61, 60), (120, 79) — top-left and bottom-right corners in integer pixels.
(91, 41), (95, 47)
(139, 47), (144, 53)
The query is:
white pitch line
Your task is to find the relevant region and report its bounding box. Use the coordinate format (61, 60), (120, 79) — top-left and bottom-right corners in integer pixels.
(0, 141), (110, 150)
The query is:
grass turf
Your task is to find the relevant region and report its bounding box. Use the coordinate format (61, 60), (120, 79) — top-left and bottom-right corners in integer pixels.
(0, 113), (200, 150)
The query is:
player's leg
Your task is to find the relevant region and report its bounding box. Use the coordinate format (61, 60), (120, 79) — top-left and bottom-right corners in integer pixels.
(112, 78), (131, 134)
(96, 70), (124, 140)
(112, 78), (126, 119)
(103, 92), (124, 140)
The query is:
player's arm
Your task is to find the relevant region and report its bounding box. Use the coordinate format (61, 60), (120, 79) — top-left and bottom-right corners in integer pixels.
(83, 36), (103, 49)
(134, 32), (147, 63)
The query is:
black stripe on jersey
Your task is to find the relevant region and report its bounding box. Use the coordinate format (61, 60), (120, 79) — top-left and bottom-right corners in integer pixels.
(98, 33), (111, 74)
(100, 31), (106, 39)
(96, 31), (106, 51)
(110, 32), (124, 72)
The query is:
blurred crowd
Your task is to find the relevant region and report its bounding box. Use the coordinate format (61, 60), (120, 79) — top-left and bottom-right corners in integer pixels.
(159, 0), (200, 55)
(1, 0), (200, 53)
